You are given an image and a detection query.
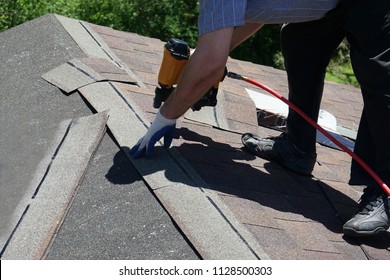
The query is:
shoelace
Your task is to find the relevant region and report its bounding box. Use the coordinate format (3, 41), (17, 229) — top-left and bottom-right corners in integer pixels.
(358, 191), (384, 215)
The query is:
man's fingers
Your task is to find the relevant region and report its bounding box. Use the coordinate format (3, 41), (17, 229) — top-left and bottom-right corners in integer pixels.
(132, 146), (147, 158)
(129, 144), (140, 155)
(147, 130), (164, 158)
(164, 126), (175, 148)
(131, 125), (176, 158)
(130, 137), (146, 157)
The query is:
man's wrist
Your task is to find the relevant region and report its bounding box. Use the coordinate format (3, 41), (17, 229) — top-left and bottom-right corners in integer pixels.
(156, 108), (177, 126)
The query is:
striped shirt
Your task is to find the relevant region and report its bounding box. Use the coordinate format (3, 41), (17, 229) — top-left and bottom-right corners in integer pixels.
(198, 0), (340, 36)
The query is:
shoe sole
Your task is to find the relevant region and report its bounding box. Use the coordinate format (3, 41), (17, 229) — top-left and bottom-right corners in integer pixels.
(343, 226), (388, 237)
(242, 133), (315, 176)
(242, 146), (313, 176)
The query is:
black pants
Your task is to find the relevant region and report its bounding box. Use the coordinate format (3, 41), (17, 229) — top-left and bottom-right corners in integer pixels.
(281, 0), (390, 191)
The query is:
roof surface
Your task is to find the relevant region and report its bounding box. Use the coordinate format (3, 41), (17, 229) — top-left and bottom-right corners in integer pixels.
(1, 14), (389, 260)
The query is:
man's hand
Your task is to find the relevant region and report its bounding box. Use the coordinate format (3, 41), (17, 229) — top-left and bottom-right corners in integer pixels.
(130, 109), (177, 158)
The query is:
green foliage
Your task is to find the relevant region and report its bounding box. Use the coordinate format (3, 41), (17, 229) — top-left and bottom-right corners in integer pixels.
(0, 0), (357, 86)
(326, 40), (359, 87)
(230, 25), (282, 67)
(77, 0), (199, 47)
(0, 0), (79, 30)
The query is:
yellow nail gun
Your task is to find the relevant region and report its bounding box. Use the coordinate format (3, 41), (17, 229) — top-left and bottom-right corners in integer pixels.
(153, 38), (226, 111)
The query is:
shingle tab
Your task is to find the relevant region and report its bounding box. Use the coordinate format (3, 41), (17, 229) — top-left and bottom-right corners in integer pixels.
(42, 59), (105, 93)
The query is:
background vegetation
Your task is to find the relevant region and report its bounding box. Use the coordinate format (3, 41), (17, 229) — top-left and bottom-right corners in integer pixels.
(0, 0), (358, 87)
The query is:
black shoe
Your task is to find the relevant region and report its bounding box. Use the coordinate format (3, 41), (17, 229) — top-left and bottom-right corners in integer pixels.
(241, 132), (316, 176)
(343, 188), (390, 237)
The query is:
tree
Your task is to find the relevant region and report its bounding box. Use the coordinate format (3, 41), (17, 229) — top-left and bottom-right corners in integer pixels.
(77, 0), (199, 47)
(0, 0), (79, 31)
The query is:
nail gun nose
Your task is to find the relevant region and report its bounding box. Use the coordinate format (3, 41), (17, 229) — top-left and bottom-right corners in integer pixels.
(227, 72), (244, 80)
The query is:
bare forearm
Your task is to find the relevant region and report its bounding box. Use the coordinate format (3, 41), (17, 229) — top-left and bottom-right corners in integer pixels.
(160, 28), (234, 119)
(231, 23), (263, 50)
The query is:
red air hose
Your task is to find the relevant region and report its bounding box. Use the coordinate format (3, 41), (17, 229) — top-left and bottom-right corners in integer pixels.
(228, 72), (390, 196)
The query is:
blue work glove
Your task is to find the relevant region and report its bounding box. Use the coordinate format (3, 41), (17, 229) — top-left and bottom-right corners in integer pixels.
(130, 109), (177, 158)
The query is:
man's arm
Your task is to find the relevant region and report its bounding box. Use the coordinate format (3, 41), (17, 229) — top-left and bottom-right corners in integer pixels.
(160, 27), (234, 119)
(161, 23), (263, 119)
(231, 23), (263, 50)
(130, 23), (263, 158)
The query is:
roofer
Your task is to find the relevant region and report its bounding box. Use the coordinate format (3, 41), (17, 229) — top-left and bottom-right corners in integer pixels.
(130, 0), (390, 237)
(242, 0), (390, 237)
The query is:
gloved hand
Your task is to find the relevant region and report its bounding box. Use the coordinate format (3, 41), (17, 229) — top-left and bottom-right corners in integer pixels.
(130, 109), (177, 158)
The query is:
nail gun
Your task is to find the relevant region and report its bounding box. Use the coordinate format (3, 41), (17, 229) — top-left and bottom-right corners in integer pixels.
(153, 38), (226, 111)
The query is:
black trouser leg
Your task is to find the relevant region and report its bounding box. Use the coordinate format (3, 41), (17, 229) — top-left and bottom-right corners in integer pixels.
(342, 0), (390, 190)
(281, 19), (345, 154)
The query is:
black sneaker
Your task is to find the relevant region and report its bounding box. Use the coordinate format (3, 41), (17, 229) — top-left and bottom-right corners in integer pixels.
(241, 132), (316, 176)
(343, 188), (390, 237)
